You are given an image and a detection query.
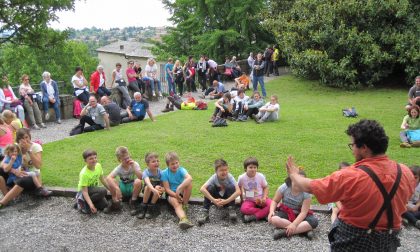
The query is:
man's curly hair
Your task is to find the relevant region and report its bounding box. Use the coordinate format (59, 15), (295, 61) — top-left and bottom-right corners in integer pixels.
(346, 119), (389, 155)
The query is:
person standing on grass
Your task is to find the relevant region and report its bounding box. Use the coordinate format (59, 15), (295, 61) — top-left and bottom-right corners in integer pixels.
(252, 53), (267, 98)
(285, 119), (415, 251)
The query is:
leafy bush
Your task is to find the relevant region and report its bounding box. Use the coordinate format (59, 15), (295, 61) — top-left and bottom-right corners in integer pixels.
(266, 0), (420, 88)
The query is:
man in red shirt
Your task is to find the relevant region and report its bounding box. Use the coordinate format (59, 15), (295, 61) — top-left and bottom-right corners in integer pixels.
(286, 119), (415, 251)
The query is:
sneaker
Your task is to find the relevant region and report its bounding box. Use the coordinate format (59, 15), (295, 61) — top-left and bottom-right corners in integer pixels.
(32, 124), (41, 130)
(179, 217), (194, 230)
(243, 214), (257, 223)
(56, 119), (62, 124)
(104, 200), (121, 214)
(158, 92), (162, 97)
(402, 218), (409, 226)
(36, 187), (52, 197)
(273, 229), (286, 240)
(45, 113), (50, 120)
(306, 230), (315, 240)
(136, 203), (147, 219)
(145, 204), (155, 219)
(40, 123), (47, 128)
(411, 141), (420, 147)
(415, 220), (420, 229)
(400, 142), (411, 148)
(152, 91), (156, 97)
(251, 114), (258, 122)
(197, 209), (209, 226)
(77, 199), (90, 214)
(228, 206), (237, 222)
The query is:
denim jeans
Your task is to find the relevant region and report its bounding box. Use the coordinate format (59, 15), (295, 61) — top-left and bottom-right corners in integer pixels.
(143, 77), (162, 92)
(167, 76), (175, 94)
(42, 96), (61, 120)
(252, 75), (266, 97)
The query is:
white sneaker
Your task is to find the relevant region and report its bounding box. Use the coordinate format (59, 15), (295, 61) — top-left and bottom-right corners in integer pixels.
(152, 91), (156, 97)
(158, 92), (162, 97)
(45, 113), (50, 120)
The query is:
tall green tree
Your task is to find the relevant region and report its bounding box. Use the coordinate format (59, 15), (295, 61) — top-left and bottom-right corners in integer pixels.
(0, 0), (75, 47)
(266, 0), (420, 88)
(155, 0), (274, 62)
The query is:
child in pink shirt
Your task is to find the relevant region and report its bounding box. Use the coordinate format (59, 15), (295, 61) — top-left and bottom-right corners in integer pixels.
(238, 157), (272, 222)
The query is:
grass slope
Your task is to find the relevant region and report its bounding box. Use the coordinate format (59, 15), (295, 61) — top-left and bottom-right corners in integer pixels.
(42, 75), (417, 197)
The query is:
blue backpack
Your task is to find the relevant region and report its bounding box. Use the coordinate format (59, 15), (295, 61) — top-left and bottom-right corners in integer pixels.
(407, 129), (420, 142)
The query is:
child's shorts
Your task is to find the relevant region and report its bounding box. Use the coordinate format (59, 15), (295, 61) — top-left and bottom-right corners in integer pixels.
(119, 180), (134, 198)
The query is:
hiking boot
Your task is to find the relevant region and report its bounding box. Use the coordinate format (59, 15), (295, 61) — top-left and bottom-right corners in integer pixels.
(306, 230), (315, 240)
(36, 187), (52, 197)
(273, 229), (286, 240)
(162, 105), (174, 113)
(400, 142), (411, 148)
(197, 209), (210, 226)
(136, 203), (147, 219)
(179, 217), (194, 230)
(103, 200), (121, 214)
(145, 204), (156, 219)
(228, 206), (237, 222)
(416, 220), (420, 229)
(411, 141), (420, 147)
(243, 214), (257, 223)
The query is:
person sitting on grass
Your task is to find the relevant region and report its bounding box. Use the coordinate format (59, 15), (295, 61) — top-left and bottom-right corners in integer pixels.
(239, 91), (264, 121)
(405, 76), (420, 110)
(238, 157), (272, 223)
(197, 159), (241, 226)
(100, 96), (126, 127)
(122, 92), (155, 123)
(1, 144), (51, 200)
(330, 162), (350, 224)
(200, 80), (225, 100)
(401, 165), (420, 229)
(252, 95), (280, 124)
(400, 105), (420, 148)
(75, 149), (110, 214)
(105, 146), (142, 214)
(132, 152), (165, 219)
(161, 152), (194, 230)
(231, 89), (249, 121)
(0, 128), (50, 208)
(234, 73), (250, 90)
(78, 95), (110, 133)
(209, 92), (232, 122)
(268, 170), (319, 240)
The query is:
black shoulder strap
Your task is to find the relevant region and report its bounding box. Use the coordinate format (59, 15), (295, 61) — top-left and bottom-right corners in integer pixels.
(358, 163), (402, 231)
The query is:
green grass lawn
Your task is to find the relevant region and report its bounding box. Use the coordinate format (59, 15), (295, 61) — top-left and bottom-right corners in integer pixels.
(41, 74), (417, 197)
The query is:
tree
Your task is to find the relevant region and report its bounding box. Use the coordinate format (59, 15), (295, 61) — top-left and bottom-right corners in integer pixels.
(0, 0), (75, 47)
(0, 40), (98, 92)
(155, 0), (274, 62)
(266, 0), (420, 88)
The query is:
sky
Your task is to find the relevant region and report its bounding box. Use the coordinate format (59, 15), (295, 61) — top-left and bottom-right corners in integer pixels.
(50, 0), (172, 30)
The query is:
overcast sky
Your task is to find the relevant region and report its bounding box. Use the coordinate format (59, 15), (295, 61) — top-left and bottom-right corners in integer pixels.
(50, 0), (172, 30)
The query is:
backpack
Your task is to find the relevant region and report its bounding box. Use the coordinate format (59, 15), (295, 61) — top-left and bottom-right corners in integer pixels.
(407, 129), (420, 142)
(342, 107), (358, 117)
(212, 117), (228, 127)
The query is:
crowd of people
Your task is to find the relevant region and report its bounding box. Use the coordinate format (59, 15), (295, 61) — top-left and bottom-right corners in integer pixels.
(0, 51), (419, 251)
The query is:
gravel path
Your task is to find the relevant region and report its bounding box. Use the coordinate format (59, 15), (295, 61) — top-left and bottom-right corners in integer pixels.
(0, 196), (418, 251)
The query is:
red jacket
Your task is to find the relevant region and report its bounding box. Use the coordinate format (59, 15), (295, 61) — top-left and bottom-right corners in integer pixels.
(90, 71), (106, 93)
